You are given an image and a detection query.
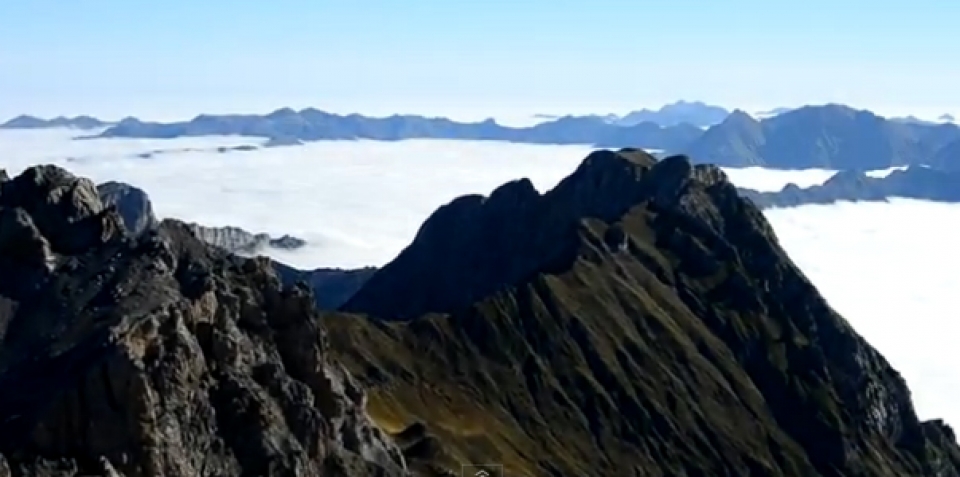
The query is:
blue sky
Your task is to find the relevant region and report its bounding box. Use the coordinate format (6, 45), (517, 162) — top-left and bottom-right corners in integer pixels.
(1, 1), (958, 121)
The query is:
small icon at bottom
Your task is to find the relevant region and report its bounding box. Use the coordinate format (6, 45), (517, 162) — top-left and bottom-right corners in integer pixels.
(461, 464), (504, 477)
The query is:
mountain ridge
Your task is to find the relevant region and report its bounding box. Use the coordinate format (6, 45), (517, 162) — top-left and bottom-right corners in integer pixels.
(334, 149), (960, 475)
(682, 104), (960, 169)
(1, 153), (959, 475)
(737, 165), (960, 209)
(0, 114), (111, 130)
(91, 109), (699, 152)
(7, 104), (960, 170)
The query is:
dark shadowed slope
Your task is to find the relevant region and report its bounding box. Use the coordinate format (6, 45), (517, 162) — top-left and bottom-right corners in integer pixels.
(738, 165), (960, 209)
(333, 150), (960, 476)
(0, 166), (408, 476)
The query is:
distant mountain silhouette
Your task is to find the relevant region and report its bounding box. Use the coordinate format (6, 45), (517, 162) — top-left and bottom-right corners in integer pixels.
(537, 101), (730, 128)
(96, 108), (699, 151)
(738, 165), (960, 208)
(14, 104), (960, 172)
(890, 114), (957, 126)
(0, 114), (110, 129)
(613, 100), (730, 128)
(683, 104), (960, 169)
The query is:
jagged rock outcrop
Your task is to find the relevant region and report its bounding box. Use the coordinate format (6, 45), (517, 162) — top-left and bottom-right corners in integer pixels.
(0, 165), (408, 476)
(738, 166), (960, 209)
(334, 150), (960, 476)
(97, 181), (159, 236)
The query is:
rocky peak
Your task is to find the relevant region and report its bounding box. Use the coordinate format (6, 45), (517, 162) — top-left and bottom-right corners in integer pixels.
(0, 165), (123, 256)
(335, 149), (960, 475)
(342, 149), (741, 320)
(0, 165), (408, 476)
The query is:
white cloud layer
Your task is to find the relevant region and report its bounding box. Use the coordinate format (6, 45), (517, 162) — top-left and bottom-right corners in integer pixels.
(2, 129), (958, 428)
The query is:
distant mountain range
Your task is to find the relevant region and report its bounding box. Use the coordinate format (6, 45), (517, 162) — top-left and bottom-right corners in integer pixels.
(737, 165), (960, 208)
(683, 106), (960, 169)
(538, 100), (729, 128)
(6, 103), (960, 170)
(0, 114), (111, 129)
(93, 108), (702, 152)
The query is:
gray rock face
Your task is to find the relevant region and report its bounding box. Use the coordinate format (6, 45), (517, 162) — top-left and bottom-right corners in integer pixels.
(186, 223), (307, 254)
(0, 165), (408, 476)
(97, 181), (160, 236)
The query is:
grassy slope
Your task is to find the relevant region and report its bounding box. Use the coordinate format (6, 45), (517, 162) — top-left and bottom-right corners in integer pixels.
(326, 151), (960, 476)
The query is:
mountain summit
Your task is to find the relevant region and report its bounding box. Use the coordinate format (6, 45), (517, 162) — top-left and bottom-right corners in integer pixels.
(334, 149), (960, 475)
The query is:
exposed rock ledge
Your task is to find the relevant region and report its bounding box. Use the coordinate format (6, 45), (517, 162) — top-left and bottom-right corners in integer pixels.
(186, 223), (306, 255)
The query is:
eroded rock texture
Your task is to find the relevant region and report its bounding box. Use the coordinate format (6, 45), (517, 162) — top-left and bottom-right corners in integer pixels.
(0, 165), (407, 477)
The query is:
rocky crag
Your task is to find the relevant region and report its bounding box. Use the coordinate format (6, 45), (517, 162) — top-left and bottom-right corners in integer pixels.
(333, 149), (960, 476)
(0, 165), (408, 476)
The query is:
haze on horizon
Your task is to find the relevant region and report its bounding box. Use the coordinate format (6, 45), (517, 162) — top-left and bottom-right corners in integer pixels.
(2, 2), (960, 121)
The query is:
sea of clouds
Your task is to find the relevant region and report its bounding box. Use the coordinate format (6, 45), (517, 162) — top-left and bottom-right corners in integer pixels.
(2, 128), (959, 428)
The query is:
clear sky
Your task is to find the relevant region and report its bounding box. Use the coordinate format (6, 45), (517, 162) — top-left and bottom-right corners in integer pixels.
(2, 1), (959, 121)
